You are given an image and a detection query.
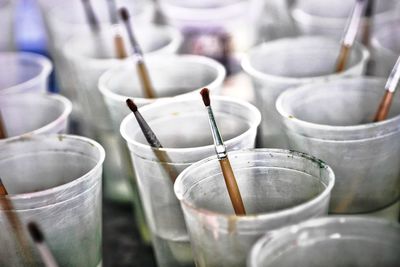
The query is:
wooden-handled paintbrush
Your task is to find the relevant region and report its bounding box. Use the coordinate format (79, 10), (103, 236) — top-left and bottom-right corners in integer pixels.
(106, 0), (127, 59)
(200, 88), (246, 215)
(28, 222), (59, 267)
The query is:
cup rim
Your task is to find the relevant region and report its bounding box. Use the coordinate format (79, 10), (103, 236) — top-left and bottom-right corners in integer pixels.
(120, 96), (261, 154)
(0, 93), (73, 141)
(241, 36), (369, 84)
(98, 54), (226, 104)
(275, 77), (400, 136)
(0, 52), (53, 95)
(174, 149), (335, 227)
(0, 134), (105, 201)
(248, 216), (400, 267)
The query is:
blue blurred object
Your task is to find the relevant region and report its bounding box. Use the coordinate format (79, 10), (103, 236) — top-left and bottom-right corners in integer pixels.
(15, 0), (58, 92)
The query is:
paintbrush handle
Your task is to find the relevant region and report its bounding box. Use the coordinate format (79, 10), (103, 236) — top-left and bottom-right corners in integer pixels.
(137, 61), (156, 99)
(114, 34), (127, 59)
(0, 111), (7, 139)
(153, 149), (179, 183)
(374, 91), (394, 122)
(219, 157), (246, 215)
(335, 44), (351, 73)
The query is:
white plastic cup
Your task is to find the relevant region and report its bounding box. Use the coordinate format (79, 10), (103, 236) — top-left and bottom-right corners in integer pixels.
(0, 93), (72, 140)
(174, 149), (335, 267)
(242, 36), (369, 148)
(0, 52), (52, 95)
(249, 217), (400, 267)
(0, 134), (105, 267)
(276, 77), (400, 220)
(291, 0), (400, 39)
(120, 96), (261, 267)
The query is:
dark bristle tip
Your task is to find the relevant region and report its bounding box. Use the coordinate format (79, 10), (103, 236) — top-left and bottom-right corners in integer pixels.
(119, 7), (130, 21)
(28, 222), (44, 243)
(200, 88), (210, 106)
(126, 99), (138, 112)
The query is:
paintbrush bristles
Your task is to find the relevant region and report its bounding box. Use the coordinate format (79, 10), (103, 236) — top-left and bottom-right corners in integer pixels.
(0, 177), (8, 195)
(28, 222), (60, 267)
(126, 99), (138, 112)
(27, 222), (44, 243)
(200, 88), (211, 107)
(120, 7), (129, 21)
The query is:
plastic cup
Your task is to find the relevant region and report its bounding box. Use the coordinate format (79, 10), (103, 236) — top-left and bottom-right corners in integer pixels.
(174, 149), (335, 267)
(0, 134), (105, 267)
(0, 0), (15, 51)
(242, 36), (369, 148)
(291, 0), (400, 39)
(160, 0), (255, 74)
(276, 77), (400, 220)
(120, 96), (261, 267)
(371, 20), (400, 77)
(0, 93), (72, 140)
(0, 52), (52, 95)
(249, 216), (400, 267)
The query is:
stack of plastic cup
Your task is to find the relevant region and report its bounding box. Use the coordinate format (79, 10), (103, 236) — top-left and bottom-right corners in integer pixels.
(0, 0), (15, 51)
(291, 0), (400, 39)
(0, 52), (52, 95)
(276, 77), (400, 220)
(0, 134), (105, 267)
(120, 97), (261, 267)
(0, 93), (72, 139)
(249, 217), (400, 267)
(371, 20), (400, 77)
(174, 149), (335, 267)
(242, 36), (369, 148)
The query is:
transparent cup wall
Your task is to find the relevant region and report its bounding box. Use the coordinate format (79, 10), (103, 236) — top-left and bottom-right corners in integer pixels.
(160, 0), (255, 74)
(0, 52), (52, 95)
(120, 97), (261, 267)
(174, 149), (335, 267)
(242, 36), (369, 149)
(0, 93), (72, 139)
(99, 54), (224, 243)
(249, 217), (400, 267)
(0, 0), (15, 51)
(291, 0), (400, 39)
(0, 135), (105, 267)
(371, 20), (400, 77)
(276, 77), (400, 220)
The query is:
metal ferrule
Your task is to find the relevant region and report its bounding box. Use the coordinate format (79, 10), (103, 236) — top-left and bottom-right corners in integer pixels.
(206, 106), (227, 159)
(385, 55), (400, 93)
(342, 0), (367, 47)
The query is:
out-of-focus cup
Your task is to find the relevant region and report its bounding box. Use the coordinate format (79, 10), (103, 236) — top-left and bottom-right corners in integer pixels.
(120, 97), (261, 267)
(242, 36), (369, 148)
(0, 134), (105, 267)
(248, 216), (400, 267)
(371, 20), (400, 77)
(291, 0), (400, 39)
(276, 77), (400, 220)
(0, 93), (72, 139)
(174, 149), (335, 267)
(0, 52), (52, 95)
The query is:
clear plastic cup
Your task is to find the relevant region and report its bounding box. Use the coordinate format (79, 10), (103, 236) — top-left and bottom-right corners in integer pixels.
(0, 0), (15, 51)
(174, 149), (335, 267)
(249, 216), (400, 267)
(0, 134), (105, 267)
(160, 0), (255, 74)
(0, 52), (53, 95)
(0, 93), (72, 140)
(291, 0), (400, 39)
(242, 36), (369, 148)
(120, 96), (261, 267)
(276, 77), (400, 220)
(371, 20), (400, 77)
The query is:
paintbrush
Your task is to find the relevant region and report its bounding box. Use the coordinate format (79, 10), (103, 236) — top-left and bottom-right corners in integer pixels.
(152, 0), (168, 25)
(335, 0), (368, 72)
(0, 111), (7, 139)
(0, 178), (34, 265)
(81, 0), (100, 33)
(126, 99), (178, 182)
(373, 55), (400, 122)
(120, 8), (157, 98)
(28, 222), (59, 267)
(106, 0), (127, 59)
(200, 88), (246, 215)
(361, 0), (374, 47)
